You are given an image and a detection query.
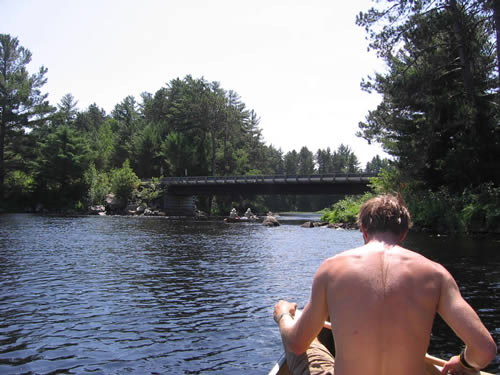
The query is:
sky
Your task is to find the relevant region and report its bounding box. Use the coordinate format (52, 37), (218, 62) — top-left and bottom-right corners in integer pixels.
(3, 0), (389, 166)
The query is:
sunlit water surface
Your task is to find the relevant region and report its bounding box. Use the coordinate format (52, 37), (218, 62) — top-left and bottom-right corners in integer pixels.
(0, 214), (498, 374)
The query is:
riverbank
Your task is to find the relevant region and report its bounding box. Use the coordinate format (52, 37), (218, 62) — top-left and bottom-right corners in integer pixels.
(320, 190), (500, 238)
(2, 202), (499, 239)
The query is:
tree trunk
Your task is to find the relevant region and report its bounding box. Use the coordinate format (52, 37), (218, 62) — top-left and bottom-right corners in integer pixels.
(448, 0), (476, 100)
(493, 0), (500, 89)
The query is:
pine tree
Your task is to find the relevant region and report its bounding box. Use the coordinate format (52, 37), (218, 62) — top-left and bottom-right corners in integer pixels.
(0, 34), (54, 199)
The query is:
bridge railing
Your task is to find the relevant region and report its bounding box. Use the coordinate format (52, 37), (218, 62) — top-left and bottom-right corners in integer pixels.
(160, 173), (377, 185)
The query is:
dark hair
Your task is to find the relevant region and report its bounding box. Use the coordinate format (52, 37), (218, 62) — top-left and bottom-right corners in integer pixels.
(358, 194), (411, 236)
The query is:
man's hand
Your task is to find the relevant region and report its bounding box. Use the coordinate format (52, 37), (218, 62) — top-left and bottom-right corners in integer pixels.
(273, 300), (297, 324)
(440, 355), (479, 375)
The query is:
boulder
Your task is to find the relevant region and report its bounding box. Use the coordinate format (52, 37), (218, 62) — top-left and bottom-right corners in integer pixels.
(88, 205), (106, 215)
(301, 221), (314, 228)
(126, 204), (139, 213)
(195, 209), (208, 219)
(327, 222), (359, 230)
(313, 222), (329, 227)
(328, 222), (344, 229)
(105, 194), (122, 213)
(263, 216), (280, 227)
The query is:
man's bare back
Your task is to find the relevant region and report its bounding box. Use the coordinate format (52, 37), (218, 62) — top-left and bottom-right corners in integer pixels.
(274, 195), (496, 375)
(324, 241), (442, 375)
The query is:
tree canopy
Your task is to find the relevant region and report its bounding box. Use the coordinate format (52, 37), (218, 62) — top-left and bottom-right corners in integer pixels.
(0, 34), (54, 199)
(356, 0), (500, 191)
(351, 0), (500, 234)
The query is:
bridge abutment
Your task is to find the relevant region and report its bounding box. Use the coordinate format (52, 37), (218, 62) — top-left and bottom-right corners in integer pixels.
(163, 194), (196, 216)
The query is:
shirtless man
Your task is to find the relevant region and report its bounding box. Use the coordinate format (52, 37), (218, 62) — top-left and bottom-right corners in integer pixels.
(274, 194), (496, 375)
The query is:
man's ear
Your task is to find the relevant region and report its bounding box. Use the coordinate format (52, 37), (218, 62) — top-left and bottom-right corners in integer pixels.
(361, 225), (369, 243)
(398, 230), (408, 244)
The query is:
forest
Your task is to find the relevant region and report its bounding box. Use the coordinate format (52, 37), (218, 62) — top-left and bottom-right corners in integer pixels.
(0, 36), (386, 214)
(1, 0), (499, 234)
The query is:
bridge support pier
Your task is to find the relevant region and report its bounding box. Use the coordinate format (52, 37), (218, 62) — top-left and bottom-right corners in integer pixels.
(163, 194), (196, 216)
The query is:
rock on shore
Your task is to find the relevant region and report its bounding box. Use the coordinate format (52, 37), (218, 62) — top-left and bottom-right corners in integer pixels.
(301, 221), (359, 230)
(262, 216), (280, 227)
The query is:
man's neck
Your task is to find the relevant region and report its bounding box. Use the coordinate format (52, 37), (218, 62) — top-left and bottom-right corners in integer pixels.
(365, 232), (402, 246)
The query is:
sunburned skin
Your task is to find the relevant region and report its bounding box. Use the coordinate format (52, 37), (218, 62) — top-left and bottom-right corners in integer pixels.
(325, 242), (440, 375)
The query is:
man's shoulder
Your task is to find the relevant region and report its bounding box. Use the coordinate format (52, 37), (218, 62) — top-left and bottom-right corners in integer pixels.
(328, 245), (446, 273)
(319, 246), (372, 273)
(396, 246), (444, 266)
(322, 247), (363, 265)
(392, 247), (452, 285)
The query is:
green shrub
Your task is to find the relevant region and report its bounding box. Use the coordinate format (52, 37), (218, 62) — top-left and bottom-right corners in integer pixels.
(405, 188), (465, 234)
(110, 160), (140, 206)
(403, 184), (500, 234)
(333, 166), (500, 235)
(84, 163), (110, 207)
(139, 177), (164, 205)
(459, 183), (500, 232)
(5, 170), (35, 196)
(321, 193), (373, 224)
(4, 170), (35, 209)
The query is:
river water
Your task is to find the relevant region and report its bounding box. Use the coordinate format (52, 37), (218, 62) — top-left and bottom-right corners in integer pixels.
(0, 213), (498, 374)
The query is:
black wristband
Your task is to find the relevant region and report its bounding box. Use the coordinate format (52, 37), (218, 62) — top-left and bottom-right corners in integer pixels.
(459, 349), (476, 370)
(276, 312), (292, 324)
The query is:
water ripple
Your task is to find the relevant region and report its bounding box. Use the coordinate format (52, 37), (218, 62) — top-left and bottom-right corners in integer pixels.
(0, 214), (498, 374)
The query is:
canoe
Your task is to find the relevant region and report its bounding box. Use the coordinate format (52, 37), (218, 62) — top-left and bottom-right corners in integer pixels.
(267, 352), (287, 375)
(268, 327), (333, 375)
(224, 216), (258, 223)
(268, 352), (494, 375)
(267, 328), (494, 375)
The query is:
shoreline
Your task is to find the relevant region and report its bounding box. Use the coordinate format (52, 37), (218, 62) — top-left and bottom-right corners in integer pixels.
(2, 209), (499, 240)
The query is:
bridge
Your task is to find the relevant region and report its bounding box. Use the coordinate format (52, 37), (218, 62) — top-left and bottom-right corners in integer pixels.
(161, 173), (376, 195)
(159, 173), (376, 215)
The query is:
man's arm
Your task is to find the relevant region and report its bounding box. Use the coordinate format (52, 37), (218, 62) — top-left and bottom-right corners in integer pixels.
(437, 266), (496, 372)
(273, 260), (331, 354)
